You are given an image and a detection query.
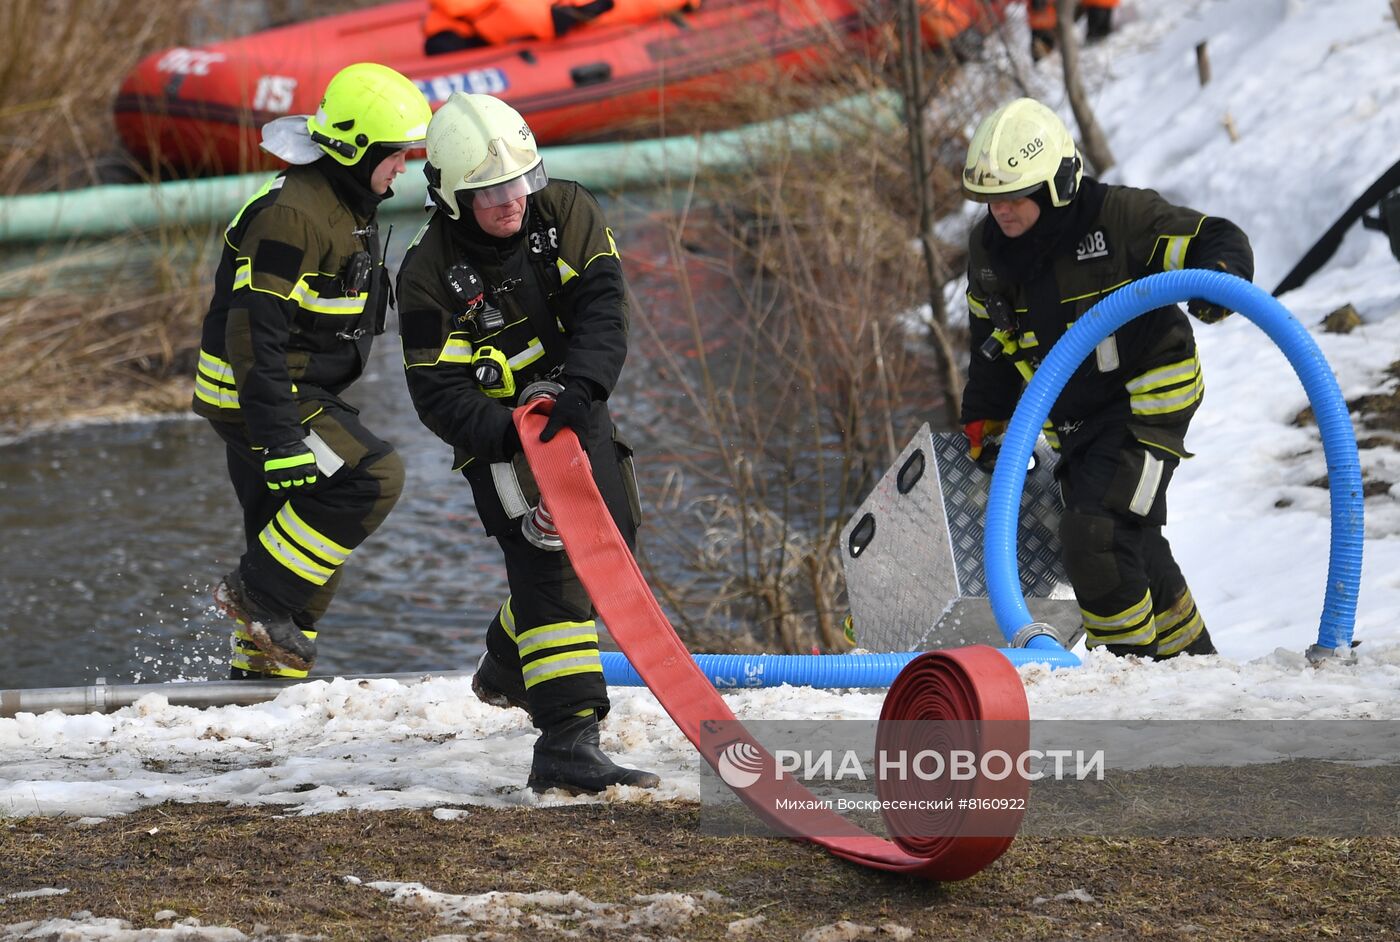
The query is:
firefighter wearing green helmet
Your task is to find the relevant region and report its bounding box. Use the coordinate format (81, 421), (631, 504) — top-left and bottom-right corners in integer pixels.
(960, 97), (1254, 659)
(192, 62), (431, 678)
(396, 91), (658, 795)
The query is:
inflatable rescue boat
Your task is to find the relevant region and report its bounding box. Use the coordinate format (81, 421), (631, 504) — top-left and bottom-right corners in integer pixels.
(114, 0), (1006, 176)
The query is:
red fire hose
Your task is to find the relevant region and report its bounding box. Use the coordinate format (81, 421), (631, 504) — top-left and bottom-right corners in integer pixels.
(518, 400), (1029, 879)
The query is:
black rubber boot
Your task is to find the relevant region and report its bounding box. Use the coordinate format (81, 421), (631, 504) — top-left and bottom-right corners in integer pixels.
(229, 664), (303, 680)
(1179, 627), (1217, 657)
(213, 569), (316, 672)
(472, 649), (530, 715)
(528, 712), (661, 795)
(229, 617), (317, 680)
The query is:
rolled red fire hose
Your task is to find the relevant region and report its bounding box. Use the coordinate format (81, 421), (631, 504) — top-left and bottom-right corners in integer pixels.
(517, 400), (1030, 879)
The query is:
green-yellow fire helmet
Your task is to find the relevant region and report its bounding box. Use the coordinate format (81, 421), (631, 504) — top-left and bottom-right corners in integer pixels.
(962, 98), (1083, 207)
(306, 62), (432, 166)
(425, 92), (548, 219)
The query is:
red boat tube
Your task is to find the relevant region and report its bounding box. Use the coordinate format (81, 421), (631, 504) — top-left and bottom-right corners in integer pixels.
(114, 0), (1007, 176)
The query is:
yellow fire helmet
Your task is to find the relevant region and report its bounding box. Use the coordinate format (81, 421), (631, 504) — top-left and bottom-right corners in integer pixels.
(306, 62), (432, 166)
(425, 92), (549, 219)
(962, 98), (1083, 207)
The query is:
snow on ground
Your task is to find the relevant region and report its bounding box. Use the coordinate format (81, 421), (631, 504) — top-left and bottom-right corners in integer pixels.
(4, 0), (1400, 937)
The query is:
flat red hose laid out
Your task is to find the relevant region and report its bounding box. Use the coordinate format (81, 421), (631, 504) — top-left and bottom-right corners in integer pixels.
(517, 400), (1031, 880)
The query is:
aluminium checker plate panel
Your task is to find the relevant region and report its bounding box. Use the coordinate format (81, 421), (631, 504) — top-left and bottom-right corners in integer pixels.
(839, 424), (1082, 653)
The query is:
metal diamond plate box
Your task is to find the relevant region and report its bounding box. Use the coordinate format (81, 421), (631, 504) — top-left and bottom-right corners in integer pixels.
(839, 424), (1082, 653)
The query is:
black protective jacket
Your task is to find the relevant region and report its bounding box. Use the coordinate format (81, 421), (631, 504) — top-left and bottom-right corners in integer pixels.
(961, 178), (1253, 458)
(192, 162), (389, 449)
(396, 180), (629, 470)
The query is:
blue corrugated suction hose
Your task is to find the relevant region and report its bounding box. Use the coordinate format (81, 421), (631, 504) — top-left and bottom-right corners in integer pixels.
(600, 651), (919, 688)
(599, 645), (1080, 689)
(986, 270), (1362, 654)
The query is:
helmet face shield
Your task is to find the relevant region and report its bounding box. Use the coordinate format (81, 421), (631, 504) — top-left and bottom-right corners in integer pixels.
(378, 136), (428, 153)
(962, 180), (1044, 204)
(425, 92), (543, 219)
(469, 162), (549, 209)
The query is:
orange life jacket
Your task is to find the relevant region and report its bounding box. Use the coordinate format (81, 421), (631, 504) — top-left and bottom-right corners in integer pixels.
(919, 0), (982, 47)
(1025, 0), (1119, 32)
(425, 0), (695, 45)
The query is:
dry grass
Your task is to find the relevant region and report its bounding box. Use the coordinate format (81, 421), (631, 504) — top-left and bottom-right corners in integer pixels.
(0, 0), (196, 194)
(0, 227), (223, 432)
(2, 802), (1397, 940)
(0, 0), (211, 432)
(0, 0), (381, 194)
(629, 45), (996, 653)
(0, 0), (380, 435)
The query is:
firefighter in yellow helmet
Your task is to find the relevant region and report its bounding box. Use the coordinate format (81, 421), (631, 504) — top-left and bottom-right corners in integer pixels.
(397, 92), (657, 794)
(960, 98), (1253, 659)
(193, 63), (431, 678)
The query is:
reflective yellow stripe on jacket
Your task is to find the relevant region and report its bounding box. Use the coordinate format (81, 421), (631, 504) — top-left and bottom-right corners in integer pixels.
(232, 261), (368, 315)
(1126, 353), (1203, 419)
(194, 349), (239, 411)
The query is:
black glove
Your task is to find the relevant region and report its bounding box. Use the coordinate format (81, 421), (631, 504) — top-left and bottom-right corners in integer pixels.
(1188, 260), (1237, 324)
(539, 378), (596, 443)
(501, 421), (522, 459)
(263, 439), (317, 491)
(1187, 298), (1233, 324)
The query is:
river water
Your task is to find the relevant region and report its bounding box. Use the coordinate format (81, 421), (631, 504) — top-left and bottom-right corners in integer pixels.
(0, 201), (734, 690)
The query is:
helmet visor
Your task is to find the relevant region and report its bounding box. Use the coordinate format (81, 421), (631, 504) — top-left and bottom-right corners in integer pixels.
(470, 162), (549, 209)
(962, 176), (1045, 203)
(382, 136), (428, 152)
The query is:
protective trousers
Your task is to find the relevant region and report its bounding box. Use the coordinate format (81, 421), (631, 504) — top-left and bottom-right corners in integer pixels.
(210, 401), (404, 630)
(479, 428), (639, 730)
(1056, 425), (1205, 657)
(1027, 0), (1116, 58)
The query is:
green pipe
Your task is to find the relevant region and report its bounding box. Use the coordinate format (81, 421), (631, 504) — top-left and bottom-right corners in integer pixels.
(0, 92), (898, 244)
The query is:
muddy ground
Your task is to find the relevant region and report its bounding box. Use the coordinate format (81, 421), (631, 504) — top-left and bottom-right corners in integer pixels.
(3, 802), (1398, 940)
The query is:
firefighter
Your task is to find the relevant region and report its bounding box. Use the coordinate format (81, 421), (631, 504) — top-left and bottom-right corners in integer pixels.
(193, 63), (431, 679)
(396, 92), (658, 794)
(959, 98), (1253, 658)
(424, 0), (698, 55)
(1027, 0), (1118, 61)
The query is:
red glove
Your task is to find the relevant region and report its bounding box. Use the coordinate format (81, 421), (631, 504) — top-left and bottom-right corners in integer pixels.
(964, 419), (1008, 467)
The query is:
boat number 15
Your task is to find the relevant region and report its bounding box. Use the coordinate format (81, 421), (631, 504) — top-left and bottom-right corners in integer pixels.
(254, 75), (298, 113)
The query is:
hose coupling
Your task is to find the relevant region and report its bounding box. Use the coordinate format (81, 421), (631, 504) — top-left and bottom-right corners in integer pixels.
(1010, 622), (1060, 648)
